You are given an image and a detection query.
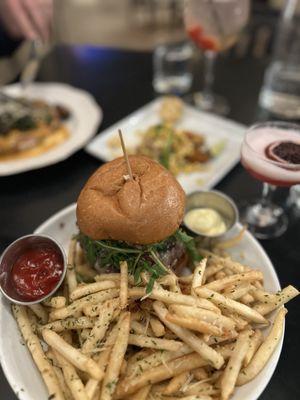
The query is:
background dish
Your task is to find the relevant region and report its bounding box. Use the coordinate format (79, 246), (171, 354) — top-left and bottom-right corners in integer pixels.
(0, 83), (102, 176)
(0, 203), (283, 400)
(85, 98), (246, 193)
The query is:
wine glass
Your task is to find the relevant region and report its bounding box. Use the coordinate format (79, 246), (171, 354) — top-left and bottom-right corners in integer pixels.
(183, 0), (250, 115)
(240, 121), (300, 239)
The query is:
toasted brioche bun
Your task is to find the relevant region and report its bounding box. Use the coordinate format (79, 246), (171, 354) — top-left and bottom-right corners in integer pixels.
(76, 155), (185, 244)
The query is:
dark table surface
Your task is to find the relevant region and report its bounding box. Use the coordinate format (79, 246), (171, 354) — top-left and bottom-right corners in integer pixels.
(0, 43), (299, 400)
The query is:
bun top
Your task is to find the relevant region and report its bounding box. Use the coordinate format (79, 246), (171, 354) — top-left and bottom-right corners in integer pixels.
(76, 155), (185, 244)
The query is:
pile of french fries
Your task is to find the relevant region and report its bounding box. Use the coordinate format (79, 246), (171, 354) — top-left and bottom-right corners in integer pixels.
(13, 239), (299, 400)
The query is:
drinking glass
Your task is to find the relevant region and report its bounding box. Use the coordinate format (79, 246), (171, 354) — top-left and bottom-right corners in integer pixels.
(259, 0), (300, 119)
(240, 121), (300, 239)
(183, 0), (250, 115)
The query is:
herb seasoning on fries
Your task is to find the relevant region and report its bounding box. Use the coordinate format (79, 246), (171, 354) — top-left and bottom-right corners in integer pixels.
(12, 154), (299, 400)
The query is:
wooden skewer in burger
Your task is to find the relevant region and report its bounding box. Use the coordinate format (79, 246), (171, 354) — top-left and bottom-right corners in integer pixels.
(76, 130), (201, 292)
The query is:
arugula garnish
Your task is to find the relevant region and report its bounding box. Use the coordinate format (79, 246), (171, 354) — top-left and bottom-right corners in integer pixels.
(77, 228), (201, 294)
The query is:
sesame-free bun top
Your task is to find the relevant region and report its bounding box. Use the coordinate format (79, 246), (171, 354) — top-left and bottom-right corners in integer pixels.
(76, 155), (185, 244)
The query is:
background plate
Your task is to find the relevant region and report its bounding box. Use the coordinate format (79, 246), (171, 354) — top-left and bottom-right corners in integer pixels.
(0, 83), (102, 176)
(0, 204), (283, 400)
(86, 98), (246, 193)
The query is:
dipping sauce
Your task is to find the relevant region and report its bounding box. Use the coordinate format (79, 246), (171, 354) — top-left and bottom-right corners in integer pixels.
(5, 246), (64, 302)
(184, 207), (227, 236)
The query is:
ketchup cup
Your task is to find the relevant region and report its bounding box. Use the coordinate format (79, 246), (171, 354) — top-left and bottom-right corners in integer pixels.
(0, 234), (67, 305)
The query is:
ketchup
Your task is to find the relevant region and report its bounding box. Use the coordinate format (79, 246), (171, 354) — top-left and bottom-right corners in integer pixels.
(7, 246), (64, 301)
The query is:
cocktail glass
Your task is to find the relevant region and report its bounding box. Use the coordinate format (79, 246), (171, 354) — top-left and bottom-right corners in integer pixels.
(241, 121), (300, 239)
(183, 0), (250, 115)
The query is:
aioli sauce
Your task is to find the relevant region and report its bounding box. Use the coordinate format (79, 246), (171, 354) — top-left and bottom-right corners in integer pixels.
(184, 207), (227, 236)
(5, 247), (64, 302)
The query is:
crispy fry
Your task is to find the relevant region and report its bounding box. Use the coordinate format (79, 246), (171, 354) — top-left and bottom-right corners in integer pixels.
(169, 304), (236, 332)
(67, 238), (78, 297)
(131, 384), (151, 400)
(100, 311), (130, 400)
(12, 305), (64, 400)
(39, 316), (95, 333)
(191, 258), (207, 295)
(195, 287), (268, 324)
(76, 263), (98, 281)
(128, 287), (220, 313)
(82, 299), (120, 353)
(220, 330), (251, 400)
(42, 329), (103, 380)
(166, 313), (224, 336)
(53, 349), (89, 400)
(128, 334), (183, 351)
(50, 288), (119, 320)
(237, 308), (287, 385)
(150, 317), (166, 337)
(253, 285), (299, 315)
(70, 281), (118, 301)
(120, 261), (128, 309)
(164, 371), (190, 394)
(115, 352), (207, 398)
(28, 303), (48, 324)
(153, 301), (224, 369)
(243, 329), (263, 367)
(203, 271), (263, 292)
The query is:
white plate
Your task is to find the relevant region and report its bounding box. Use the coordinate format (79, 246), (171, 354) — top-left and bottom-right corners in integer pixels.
(0, 204), (283, 400)
(0, 83), (102, 176)
(86, 98), (246, 193)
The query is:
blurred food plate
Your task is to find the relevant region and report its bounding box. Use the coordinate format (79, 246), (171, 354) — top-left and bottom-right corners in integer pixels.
(85, 97), (245, 193)
(0, 83), (102, 176)
(0, 203), (283, 400)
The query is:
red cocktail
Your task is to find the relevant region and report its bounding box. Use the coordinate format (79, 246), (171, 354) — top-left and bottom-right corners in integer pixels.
(184, 0), (250, 114)
(240, 122), (300, 239)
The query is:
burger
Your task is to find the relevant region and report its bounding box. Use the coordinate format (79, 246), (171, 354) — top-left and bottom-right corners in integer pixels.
(76, 155), (201, 292)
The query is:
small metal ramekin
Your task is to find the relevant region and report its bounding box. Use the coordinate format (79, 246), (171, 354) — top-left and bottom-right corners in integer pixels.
(0, 234), (67, 305)
(184, 190), (239, 238)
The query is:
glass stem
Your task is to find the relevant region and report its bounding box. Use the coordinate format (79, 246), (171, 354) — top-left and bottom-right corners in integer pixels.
(261, 183), (276, 207)
(203, 50), (217, 104)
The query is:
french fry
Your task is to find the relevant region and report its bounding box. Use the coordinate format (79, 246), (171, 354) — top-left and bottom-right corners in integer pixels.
(12, 305), (64, 400)
(166, 313), (224, 336)
(243, 329), (263, 367)
(195, 287), (268, 324)
(169, 304), (236, 332)
(67, 238), (78, 297)
(220, 330), (251, 400)
(128, 287), (220, 313)
(161, 396), (212, 400)
(191, 258), (207, 295)
(49, 296), (67, 309)
(50, 288), (119, 320)
(153, 301), (224, 369)
(128, 334), (183, 352)
(39, 316), (95, 333)
(47, 351), (73, 400)
(82, 298), (120, 353)
(164, 371), (190, 394)
(249, 286), (278, 303)
(70, 280), (118, 301)
(120, 261), (128, 309)
(203, 271), (263, 292)
(237, 308), (287, 385)
(42, 329), (103, 380)
(199, 250), (248, 274)
(192, 367), (208, 381)
(115, 352), (207, 398)
(100, 311), (130, 400)
(28, 303), (48, 324)
(253, 285), (299, 315)
(131, 384), (151, 400)
(223, 283), (251, 301)
(130, 320), (147, 335)
(150, 317), (166, 337)
(53, 349), (89, 400)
